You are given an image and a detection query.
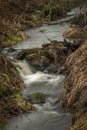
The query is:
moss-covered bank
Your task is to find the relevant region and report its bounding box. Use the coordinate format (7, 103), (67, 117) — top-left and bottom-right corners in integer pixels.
(63, 6), (87, 130)
(0, 0), (84, 49)
(0, 54), (33, 130)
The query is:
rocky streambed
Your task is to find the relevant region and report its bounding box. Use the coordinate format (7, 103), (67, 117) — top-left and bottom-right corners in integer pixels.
(2, 7), (86, 130)
(3, 24), (73, 130)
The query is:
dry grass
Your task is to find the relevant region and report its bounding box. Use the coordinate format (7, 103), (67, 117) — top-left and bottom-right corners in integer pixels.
(0, 54), (33, 128)
(65, 40), (87, 130)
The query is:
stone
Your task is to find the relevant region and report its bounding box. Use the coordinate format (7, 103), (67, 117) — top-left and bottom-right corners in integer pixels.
(28, 92), (46, 104)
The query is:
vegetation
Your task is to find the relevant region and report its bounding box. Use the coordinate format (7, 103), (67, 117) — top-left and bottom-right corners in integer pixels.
(0, 54), (33, 129)
(0, 0), (87, 130)
(65, 40), (87, 130)
(17, 40), (80, 73)
(29, 93), (46, 104)
(3, 73), (10, 84)
(0, 0), (86, 48)
(7, 36), (22, 45)
(63, 4), (87, 130)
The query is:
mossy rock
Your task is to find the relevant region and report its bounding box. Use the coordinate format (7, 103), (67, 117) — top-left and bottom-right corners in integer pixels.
(43, 42), (67, 60)
(8, 47), (16, 53)
(6, 36), (22, 45)
(27, 48), (42, 55)
(17, 48), (42, 60)
(28, 93), (46, 104)
(17, 47), (50, 71)
(17, 40), (71, 71)
(12, 94), (32, 111)
(17, 50), (28, 60)
(43, 45), (57, 60)
(26, 54), (49, 69)
(56, 43), (67, 50)
(42, 43), (51, 49)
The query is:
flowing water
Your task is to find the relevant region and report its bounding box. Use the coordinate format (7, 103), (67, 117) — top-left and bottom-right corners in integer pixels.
(4, 7), (81, 130)
(13, 23), (69, 49)
(5, 60), (71, 130)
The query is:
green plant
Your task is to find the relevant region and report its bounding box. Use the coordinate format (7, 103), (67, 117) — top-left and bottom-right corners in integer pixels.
(64, 81), (68, 89)
(12, 94), (22, 100)
(39, 29), (46, 33)
(0, 120), (5, 130)
(3, 73), (10, 84)
(7, 36), (22, 45)
(11, 68), (17, 74)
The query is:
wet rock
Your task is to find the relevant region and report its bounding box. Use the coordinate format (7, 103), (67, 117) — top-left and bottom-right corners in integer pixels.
(28, 93), (46, 104)
(17, 40), (80, 73)
(44, 64), (59, 74)
(26, 53), (49, 71)
(17, 48), (42, 60)
(8, 47), (16, 52)
(17, 50), (28, 60)
(17, 48), (50, 71)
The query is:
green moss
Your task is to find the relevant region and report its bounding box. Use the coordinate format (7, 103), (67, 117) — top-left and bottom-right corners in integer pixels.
(3, 73), (10, 84)
(12, 94), (22, 100)
(64, 81), (68, 89)
(30, 92), (45, 104)
(7, 36), (22, 45)
(11, 68), (17, 74)
(39, 29), (46, 33)
(0, 87), (9, 98)
(0, 120), (5, 130)
(57, 43), (67, 49)
(29, 48), (42, 54)
(44, 45), (53, 51)
(12, 94), (32, 110)
(0, 87), (8, 97)
(26, 54), (36, 61)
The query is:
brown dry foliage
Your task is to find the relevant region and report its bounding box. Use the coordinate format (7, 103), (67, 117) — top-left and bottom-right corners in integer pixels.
(65, 40), (87, 130)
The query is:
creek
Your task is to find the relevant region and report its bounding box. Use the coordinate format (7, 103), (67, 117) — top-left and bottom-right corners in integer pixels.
(4, 7), (80, 130)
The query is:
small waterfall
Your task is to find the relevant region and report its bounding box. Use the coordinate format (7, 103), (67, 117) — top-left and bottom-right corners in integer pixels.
(4, 7), (81, 130)
(12, 60), (33, 76)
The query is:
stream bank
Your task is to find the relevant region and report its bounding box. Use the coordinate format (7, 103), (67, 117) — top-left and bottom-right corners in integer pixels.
(0, 0), (83, 49)
(0, 5), (87, 130)
(3, 27), (73, 130)
(64, 40), (87, 130)
(62, 7), (87, 130)
(2, 7), (83, 130)
(0, 54), (33, 130)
